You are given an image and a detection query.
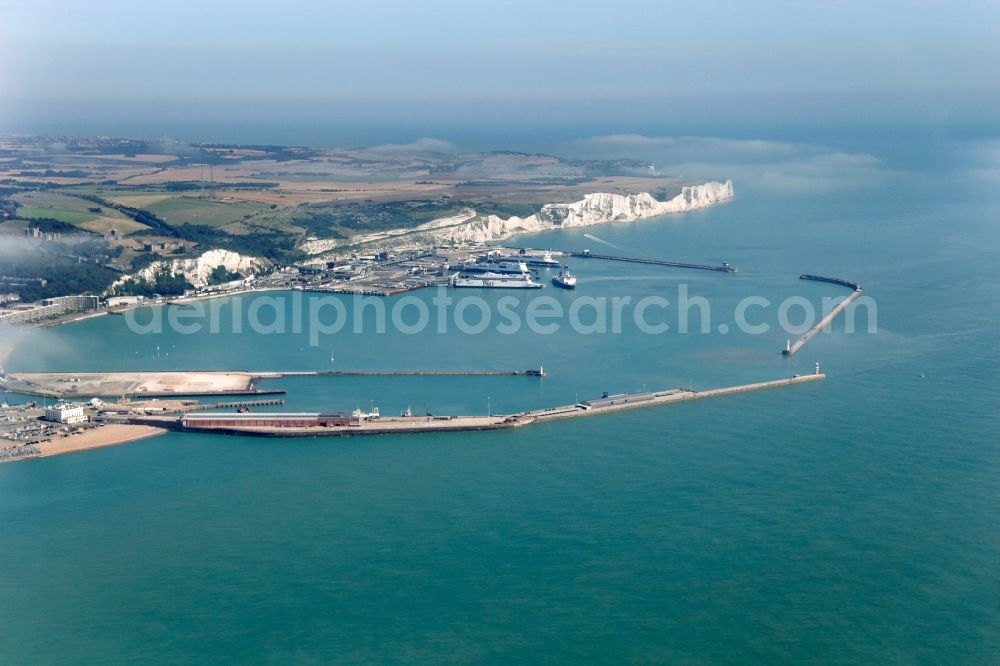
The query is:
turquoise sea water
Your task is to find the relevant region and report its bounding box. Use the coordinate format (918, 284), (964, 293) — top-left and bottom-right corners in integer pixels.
(1, 131), (999, 663)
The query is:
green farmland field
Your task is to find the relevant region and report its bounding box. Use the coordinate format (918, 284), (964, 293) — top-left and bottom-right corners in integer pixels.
(12, 191), (149, 234)
(144, 197), (268, 227)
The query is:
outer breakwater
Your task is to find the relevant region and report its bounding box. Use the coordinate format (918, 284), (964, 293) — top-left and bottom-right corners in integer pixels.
(565, 251), (737, 273)
(783, 274), (863, 356)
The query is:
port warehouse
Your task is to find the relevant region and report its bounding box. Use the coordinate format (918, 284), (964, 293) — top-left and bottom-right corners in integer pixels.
(182, 412), (362, 428)
(0, 295), (99, 324)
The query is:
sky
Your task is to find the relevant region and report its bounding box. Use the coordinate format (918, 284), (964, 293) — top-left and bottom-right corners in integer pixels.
(1, 0), (999, 143)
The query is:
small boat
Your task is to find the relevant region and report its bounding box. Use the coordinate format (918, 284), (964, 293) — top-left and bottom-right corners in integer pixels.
(551, 267), (577, 289)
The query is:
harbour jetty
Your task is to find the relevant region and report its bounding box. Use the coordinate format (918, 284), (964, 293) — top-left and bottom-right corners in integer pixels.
(783, 274), (863, 356)
(281, 368), (547, 377)
(566, 250), (737, 273)
(6, 370), (825, 462)
(133, 371), (824, 438)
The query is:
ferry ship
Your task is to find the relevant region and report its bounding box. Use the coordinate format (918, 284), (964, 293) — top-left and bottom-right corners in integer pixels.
(452, 271), (543, 289)
(461, 259), (531, 275)
(551, 267), (577, 289)
(496, 250), (561, 268)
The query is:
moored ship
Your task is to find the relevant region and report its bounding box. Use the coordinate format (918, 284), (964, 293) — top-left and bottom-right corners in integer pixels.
(461, 258), (532, 275)
(496, 250), (561, 268)
(452, 271), (543, 289)
(551, 267), (577, 289)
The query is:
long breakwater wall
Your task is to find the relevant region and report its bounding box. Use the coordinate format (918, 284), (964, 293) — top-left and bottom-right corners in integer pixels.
(133, 372), (824, 439)
(564, 251), (736, 273)
(279, 369), (546, 377)
(527, 373), (825, 426)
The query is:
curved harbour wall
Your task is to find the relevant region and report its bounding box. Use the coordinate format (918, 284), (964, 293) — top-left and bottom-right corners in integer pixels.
(783, 274), (864, 356)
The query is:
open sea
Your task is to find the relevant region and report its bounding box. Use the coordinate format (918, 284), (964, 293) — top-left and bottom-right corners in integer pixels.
(1, 127), (998, 663)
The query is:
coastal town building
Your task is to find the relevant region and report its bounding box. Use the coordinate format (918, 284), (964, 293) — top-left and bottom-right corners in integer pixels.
(44, 403), (87, 424)
(0, 295), (99, 325)
(106, 295), (145, 308)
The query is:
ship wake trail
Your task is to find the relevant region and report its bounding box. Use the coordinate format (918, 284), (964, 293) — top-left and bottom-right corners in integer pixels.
(583, 233), (627, 252)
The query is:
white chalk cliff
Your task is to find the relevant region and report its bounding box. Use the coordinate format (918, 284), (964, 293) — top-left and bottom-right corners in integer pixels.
(401, 180), (733, 245)
(113, 249), (271, 290)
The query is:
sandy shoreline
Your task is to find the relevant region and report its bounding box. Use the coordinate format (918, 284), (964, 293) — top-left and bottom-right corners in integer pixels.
(1, 424), (167, 464)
